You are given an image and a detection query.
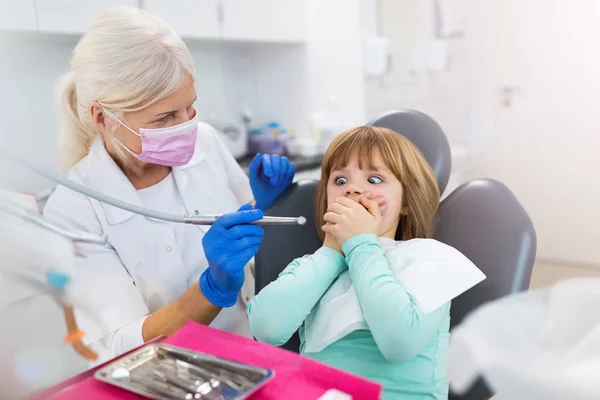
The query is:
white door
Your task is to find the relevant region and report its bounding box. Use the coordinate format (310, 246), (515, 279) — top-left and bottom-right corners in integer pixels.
(488, 0), (600, 264)
(220, 0), (306, 43)
(0, 0), (37, 31)
(35, 0), (138, 34)
(142, 0), (220, 39)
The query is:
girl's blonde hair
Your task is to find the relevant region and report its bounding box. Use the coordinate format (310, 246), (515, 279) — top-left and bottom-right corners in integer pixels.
(315, 126), (440, 240)
(56, 6), (196, 171)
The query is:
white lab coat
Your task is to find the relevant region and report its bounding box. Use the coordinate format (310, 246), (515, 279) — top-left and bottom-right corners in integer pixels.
(43, 122), (256, 362)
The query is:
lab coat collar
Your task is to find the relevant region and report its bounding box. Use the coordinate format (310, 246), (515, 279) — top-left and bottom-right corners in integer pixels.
(87, 139), (140, 225)
(87, 133), (206, 225)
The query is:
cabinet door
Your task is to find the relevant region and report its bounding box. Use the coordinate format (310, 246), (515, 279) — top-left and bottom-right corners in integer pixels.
(0, 0), (37, 31)
(143, 0), (220, 39)
(35, 0), (138, 34)
(221, 0), (306, 43)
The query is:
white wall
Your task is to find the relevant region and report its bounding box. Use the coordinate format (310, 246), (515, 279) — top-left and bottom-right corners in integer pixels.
(305, 0), (366, 130)
(365, 0), (600, 267)
(252, 43), (309, 134)
(460, 0), (497, 181)
(364, 0), (470, 146)
(0, 32), (75, 193)
(474, 0), (600, 266)
(359, 0), (501, 183)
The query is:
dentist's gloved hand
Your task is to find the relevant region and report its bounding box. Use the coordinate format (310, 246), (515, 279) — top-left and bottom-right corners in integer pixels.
(249, 153), (296, 211)
(199, 204), (264, 307)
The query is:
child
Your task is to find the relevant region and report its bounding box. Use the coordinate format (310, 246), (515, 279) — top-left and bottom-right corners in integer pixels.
(247, 126), (485, 399)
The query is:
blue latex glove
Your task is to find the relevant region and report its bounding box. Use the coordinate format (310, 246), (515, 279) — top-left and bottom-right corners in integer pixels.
(249, 153), (296, 211)
(199, 204), (264, 307)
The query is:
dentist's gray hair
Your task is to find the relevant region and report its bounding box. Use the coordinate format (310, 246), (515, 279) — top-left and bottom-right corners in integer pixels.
(56, 5), (196, 171)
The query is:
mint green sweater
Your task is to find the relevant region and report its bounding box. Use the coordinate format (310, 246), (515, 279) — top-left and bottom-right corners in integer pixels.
(247, 234), (451, 399)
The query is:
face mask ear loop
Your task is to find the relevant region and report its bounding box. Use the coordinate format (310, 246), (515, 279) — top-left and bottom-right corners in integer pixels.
(103, 108), (141, 137)
(102, 108), (142, 156)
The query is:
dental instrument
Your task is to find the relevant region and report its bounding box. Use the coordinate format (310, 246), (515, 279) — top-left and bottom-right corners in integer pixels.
(0, 151), (306, 226)
(184, 214), (306, 226)
(95, 343), (274, 399)
(0, 198), (107, 244)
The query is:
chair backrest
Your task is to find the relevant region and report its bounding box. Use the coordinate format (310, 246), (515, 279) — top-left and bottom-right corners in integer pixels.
(436, 179), (536, 327)
(436, 178), (536, 400)
(254, 110), (537, 399)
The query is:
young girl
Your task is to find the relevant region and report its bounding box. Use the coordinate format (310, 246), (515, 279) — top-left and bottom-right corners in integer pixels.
(247, 126), (485, 399)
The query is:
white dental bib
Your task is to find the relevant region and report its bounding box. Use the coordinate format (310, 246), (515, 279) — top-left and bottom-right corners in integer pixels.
(303, 237), (485, 353)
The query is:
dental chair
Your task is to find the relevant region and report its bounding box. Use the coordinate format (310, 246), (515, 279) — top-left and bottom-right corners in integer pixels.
(254, 109), (537, 400)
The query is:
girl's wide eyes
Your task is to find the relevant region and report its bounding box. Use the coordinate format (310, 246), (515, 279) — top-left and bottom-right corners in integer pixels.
(334, 177), (348, 185)
(368, 176), (383, 184)
(333, 176), (384, 185)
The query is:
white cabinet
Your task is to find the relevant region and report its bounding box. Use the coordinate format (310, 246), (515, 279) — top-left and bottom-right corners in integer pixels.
(35, 0), (138, 34)
(220, 0), (306, 43)
(0, 0), (37, 31)
(3, 0), (307, 43)
(143, 0), (220, 39)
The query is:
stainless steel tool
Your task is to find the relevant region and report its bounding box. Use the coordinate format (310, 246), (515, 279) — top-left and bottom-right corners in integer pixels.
(183, 215), (306, 226)
(94, 343), (274, 400)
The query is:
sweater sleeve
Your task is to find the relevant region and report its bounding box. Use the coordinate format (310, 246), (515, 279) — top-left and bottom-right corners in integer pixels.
(247, 247), (346, 346)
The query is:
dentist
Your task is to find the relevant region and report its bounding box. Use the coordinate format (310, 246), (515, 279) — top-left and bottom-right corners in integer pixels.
(43, 6), (295, 363)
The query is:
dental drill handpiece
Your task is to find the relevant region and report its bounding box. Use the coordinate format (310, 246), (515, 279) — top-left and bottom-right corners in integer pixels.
(183, 215), (307, 226)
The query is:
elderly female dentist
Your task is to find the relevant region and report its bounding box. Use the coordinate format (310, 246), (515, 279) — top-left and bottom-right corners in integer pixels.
(43, 6), (295, 363)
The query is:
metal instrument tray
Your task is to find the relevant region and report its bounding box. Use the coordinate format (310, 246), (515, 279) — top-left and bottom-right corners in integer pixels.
(94, 343), (275, 399)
